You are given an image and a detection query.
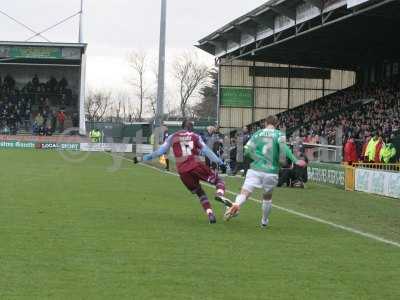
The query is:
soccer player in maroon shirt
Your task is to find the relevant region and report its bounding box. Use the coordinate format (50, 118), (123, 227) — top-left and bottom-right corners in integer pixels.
(144, 120), (232, 224)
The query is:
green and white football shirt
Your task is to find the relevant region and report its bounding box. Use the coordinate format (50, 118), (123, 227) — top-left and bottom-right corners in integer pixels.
(244, 128), (298, 174)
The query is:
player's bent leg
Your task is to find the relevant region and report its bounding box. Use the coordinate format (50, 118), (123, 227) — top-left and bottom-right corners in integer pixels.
(224, 188), (252, 221)
(261, 192), (273, 228)
(197, 163), (232, 207)
(225, 170), (261, 221)
(193, 187), (216, 224)
(214, 176), (233, 208)
(180, 171), (216, 224)
(215, 175), (225, 196)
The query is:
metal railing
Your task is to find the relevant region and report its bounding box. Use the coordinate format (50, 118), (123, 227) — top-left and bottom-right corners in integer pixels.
(301, 143), (343, 163)
(352, 162), (400, 172)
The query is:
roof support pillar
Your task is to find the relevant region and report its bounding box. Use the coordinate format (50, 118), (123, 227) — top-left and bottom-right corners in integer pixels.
(251, 15), (274, 30)
(270, 6), (296, 21)
(235, 22), (258, 39)
(222, 29), (242, 45)
(209, 38), (228, 52)
(304, 0), (324, 10)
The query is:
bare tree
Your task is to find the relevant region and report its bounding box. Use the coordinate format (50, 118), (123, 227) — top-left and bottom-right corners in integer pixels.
(112, 92), (131, 122)
(128, 51), (148, 121)
(173, 52), (209, 118)
(85, 90), (112, 122)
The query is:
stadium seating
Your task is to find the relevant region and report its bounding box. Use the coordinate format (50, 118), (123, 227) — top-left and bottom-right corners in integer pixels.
(0, 74), (77, 136)
(277, 78), (400, 146)
(245, 77), (400, 163)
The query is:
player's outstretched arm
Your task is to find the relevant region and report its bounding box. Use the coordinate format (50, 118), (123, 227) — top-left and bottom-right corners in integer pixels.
(284, 144), (306, 167)
(199, 138), (224, 166)
(143, 134), (173, 162)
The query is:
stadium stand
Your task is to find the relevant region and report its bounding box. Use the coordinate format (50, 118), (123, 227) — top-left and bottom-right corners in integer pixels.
(0, 74), (77, 136)
(244, 77), (400, 162)
(275, 77), (400, 144)
(198, 0), (400, 165)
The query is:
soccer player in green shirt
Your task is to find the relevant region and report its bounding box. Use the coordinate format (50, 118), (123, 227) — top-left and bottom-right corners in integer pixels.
(225, 115), (306, 228)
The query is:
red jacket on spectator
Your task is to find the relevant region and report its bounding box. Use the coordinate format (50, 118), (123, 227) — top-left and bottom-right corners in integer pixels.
(374, 138), (384, 163)
(57, 111), (65, 123)
(361, 137), (371, 162)
(344, 138), (358, 164)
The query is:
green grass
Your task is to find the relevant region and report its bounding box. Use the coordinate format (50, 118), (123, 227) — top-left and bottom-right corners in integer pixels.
(1, 150), (400, 299)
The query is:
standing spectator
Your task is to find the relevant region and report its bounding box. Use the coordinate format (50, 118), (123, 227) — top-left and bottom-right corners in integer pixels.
(32, 74), (40, 90)
(162, 126), (170, 171)
(47, 76), (58, 92)
(57, 110), (65, 133)
(4, 74), (15, 89)
(380, 141), (397, 164)
(58, 77), (68, 92)
(203, 126), (216, 168)
(23, 108), (31, 131)
(344, 137), (358, 165)
(361, 136), (371, 162)
(51, 111), (57, 133)
(212, 127), (225, 172)
(89, 128), (102, 143)
(374, 135), (384, 163)
(365, 133), (379, 163)
(234, 126), (251, 176)
(229, 138), (237, 174)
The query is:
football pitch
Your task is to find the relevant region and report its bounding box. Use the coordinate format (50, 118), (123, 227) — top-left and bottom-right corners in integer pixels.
(1, 150), (400, 299)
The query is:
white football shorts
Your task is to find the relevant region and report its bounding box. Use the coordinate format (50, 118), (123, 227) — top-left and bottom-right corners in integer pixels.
(243, 169), (278, 193)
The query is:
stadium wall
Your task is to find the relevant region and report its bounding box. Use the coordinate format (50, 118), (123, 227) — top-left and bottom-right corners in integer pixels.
(218, 59), (355, 133)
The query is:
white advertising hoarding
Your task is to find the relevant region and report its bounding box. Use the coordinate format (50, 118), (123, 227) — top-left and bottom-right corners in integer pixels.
(80, 143), (133, 153)
(355, 168), (400, 199)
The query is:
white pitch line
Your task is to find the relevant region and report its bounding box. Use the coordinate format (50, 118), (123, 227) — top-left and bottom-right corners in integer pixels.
(107, 153), (400, 249)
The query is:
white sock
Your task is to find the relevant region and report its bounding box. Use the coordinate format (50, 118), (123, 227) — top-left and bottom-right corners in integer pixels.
(235, 194), (247, 206)
(262, 200), (272, 223)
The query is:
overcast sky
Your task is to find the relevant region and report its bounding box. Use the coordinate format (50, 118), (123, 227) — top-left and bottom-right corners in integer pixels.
(0, 0), (266, 107)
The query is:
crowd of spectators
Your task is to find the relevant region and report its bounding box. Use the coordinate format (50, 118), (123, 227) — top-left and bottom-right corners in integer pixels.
(273, 78), (400, 163)
(0, 74), (74, 135)
(278, 78), (400, 145)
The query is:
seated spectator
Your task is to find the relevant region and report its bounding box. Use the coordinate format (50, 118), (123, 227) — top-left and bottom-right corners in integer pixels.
(278, 152), (308, 188)
(1, 122), (10, 135)
(0, 74), (76, 135)
(275, 77), (400, 154)
(33, 113), (44, 135)
(44, 118), (53, 136)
